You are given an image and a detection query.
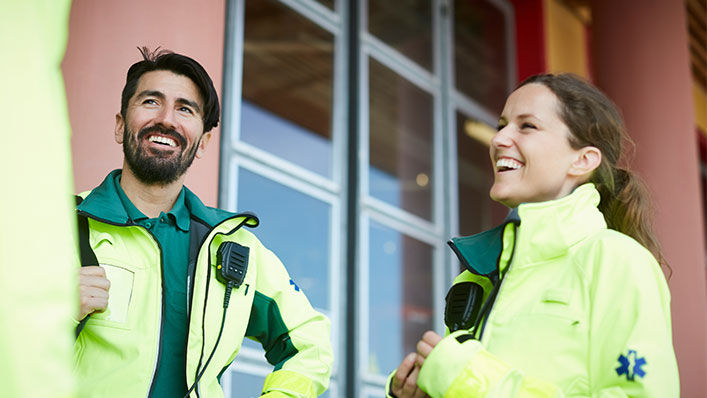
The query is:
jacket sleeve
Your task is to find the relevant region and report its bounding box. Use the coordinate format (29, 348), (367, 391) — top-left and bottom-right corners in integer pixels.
(585, 238), (679, 397)
(417, 241), (679, 398)
(245, 242), (333, 398)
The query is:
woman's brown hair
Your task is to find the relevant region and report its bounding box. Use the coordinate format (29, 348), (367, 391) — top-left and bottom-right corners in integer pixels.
(519, 73), (666, 267)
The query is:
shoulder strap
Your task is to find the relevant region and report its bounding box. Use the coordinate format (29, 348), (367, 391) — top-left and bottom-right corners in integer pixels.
(75, 195), (98, 266)
(75, 195), (98, 337)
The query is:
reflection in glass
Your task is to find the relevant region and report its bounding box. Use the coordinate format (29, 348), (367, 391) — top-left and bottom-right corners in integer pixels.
(242, 0), (334, 178)
(454, 0), (509, 114)
(456, 112), (507, 237)
(368, 0), (433, 70)
(237, 168), (331, 311)
(368, 58), (434, 220)
(368, 220), (434, 376)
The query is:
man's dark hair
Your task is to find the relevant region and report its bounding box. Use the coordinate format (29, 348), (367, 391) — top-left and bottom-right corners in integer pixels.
(120, 47), (220, 132)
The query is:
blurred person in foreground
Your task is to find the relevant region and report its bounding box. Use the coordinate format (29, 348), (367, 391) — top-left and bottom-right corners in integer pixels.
(0, 1), (77, 397)
(388, 73), (679, 398)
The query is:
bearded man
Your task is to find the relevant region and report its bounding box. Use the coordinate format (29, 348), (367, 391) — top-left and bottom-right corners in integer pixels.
(75, 48), (332, 398)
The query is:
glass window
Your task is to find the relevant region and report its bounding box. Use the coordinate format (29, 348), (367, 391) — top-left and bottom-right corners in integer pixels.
(229, 370), (267, 397)
(367, 220), (434, 377)
(368, 58), (434, 220)
(242, 0), (335, 178)
(456, 112), (507, 236)
(237, 168), (331, 311)
(367, 0), (433, 70)
(454, 0), (509, 114)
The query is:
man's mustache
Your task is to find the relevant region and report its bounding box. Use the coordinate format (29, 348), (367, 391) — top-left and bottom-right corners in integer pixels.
(137, 125), (187, 148)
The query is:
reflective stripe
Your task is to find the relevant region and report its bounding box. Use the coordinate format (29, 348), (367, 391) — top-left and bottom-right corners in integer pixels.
(262, 370), (317, 398)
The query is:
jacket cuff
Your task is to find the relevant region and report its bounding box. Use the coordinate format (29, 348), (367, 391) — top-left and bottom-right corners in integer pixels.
(417, 330), (482, 397)
(385, 370), (398, 398)
(262, 369), (317, 398)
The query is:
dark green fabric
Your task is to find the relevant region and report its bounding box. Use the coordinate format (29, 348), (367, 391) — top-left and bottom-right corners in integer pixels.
(449, 208), (520, 276)
(113, 173), (191, 398)
(77, 170), (250, 230)
(245, 291), (298, 370)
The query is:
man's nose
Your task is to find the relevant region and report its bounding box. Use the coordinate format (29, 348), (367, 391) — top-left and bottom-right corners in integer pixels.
(154, 106), (178, 129)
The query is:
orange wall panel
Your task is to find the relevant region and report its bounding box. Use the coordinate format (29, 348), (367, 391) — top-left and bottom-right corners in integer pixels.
(62, 0), (226, 206)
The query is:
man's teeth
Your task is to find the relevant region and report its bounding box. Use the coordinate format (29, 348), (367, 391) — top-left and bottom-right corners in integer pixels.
(148, 136), (177, 147)
(496, 158), (523, 170)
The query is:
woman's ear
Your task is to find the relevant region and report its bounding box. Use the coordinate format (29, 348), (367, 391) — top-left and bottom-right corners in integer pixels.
(569, 146), (602, 177)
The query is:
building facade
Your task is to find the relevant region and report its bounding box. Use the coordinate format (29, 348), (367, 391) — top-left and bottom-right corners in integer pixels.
(63, 0), (707, 396)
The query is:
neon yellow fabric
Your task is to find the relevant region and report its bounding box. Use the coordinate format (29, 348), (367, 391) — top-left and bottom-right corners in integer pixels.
(74, 172), (332, 397)
(0, 1), (76, 397)
(418, 184), (679, 397)
(261, 369), (317, 397)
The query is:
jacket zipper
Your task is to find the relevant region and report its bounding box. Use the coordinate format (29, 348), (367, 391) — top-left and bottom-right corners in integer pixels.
(187, 215), (256, 397)
(478, 223), (519, 342)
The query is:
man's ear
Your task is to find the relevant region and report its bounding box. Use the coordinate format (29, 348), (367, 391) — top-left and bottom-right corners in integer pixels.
(195, 131), (212, 159)
(114, 113), (125, 144)
(569, 146), (602, 177)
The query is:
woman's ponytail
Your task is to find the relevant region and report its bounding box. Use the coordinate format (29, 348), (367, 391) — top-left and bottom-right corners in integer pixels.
(597, 168), (666, 268)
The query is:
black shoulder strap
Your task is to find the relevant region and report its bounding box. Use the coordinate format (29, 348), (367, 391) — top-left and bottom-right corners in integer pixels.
(75, 195), (99, 267)
(75, 195), (98, 337)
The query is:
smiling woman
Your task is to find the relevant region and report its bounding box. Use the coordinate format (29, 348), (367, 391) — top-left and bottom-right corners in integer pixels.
(387, 74), (679, 398)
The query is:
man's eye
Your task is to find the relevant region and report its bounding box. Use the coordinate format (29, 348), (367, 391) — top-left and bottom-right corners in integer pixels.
(179, 107), (193, 114)
(143, 99), (157, 105)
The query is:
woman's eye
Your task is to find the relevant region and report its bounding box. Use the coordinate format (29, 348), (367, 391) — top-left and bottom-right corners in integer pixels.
(496, 123), (506, 131)
(521, 122), (536, 130)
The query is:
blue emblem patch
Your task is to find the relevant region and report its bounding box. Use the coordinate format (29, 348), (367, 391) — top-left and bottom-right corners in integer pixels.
(616, 349), (646, 381)
(289, 279), (301, 292)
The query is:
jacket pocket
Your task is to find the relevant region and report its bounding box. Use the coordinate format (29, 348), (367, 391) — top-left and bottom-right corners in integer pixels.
(87, 262), (135, 329)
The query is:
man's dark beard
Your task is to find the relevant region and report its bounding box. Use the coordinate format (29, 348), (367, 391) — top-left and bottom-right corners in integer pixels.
(123, 124), (200, 185)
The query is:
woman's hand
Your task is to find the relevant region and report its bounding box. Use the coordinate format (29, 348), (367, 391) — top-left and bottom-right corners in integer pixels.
(390, 353), (427, 398)
(415, 330), (442, 366)
(390, 331), (442, 398)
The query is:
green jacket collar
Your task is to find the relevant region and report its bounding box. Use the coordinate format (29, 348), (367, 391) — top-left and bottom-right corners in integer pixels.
(77, 169), (258, 229)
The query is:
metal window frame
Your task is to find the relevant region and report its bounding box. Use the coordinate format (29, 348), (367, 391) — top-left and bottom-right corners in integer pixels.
(220, 0), (347, 394)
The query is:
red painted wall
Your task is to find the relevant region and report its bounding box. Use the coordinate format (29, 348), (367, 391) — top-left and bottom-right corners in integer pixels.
(592, 0), (707, 395)
(62, 0), (226, 206)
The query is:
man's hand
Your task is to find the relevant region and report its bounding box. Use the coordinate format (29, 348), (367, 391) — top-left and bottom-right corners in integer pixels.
(415, 330), (442, 367)
(390, 353), (428, 398)
(78, 266), (110, 321)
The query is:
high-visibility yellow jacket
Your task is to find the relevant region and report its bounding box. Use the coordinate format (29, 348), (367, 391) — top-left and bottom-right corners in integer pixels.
(75, 170), (333, 398)
(389, 184), (679, 397)
(2, 1), (77, 397)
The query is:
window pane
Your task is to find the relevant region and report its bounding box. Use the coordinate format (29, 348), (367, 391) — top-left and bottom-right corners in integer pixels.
(367, 220), (434, 376)
(229, 371), (266, 397)
(237, 168), (331, 311)
(368, 58), (434, 220)
(454, 0), (509, 113)
(242, 0), (334, 178)
(456, 112), (507, 236)
(368, 0), (433, 70)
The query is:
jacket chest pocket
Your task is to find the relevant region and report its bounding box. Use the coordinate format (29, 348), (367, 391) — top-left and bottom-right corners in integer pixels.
(87, 261), (139, 330)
